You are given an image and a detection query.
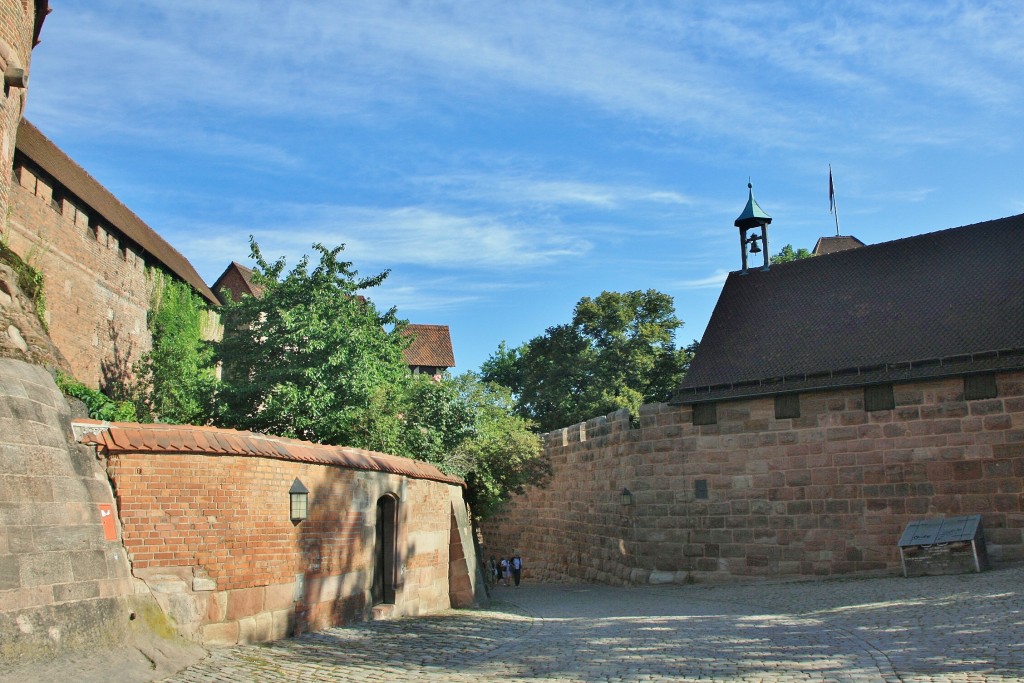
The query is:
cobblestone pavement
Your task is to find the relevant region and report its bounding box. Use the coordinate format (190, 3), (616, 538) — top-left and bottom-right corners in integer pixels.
(164, 565), (1024, 682)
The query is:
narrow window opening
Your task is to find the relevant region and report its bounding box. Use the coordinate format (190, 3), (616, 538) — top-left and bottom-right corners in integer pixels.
(692, 402), (717, 426)
(864, 384), (895, 412)
(964, 374), (997, 401)
(694, 479), (709, 499)
(775, 393), (800, 419)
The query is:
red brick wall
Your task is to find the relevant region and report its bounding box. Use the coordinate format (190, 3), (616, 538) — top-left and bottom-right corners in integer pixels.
(6, 161), (154, 386)
(106, 450), (466, 642)
(481, 371), (1024, 584)
(0, 0), (37, 223)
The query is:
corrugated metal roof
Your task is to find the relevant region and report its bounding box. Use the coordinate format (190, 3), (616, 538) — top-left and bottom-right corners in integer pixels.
(674, 213), (1024, 403)
(16, 120), (218, 304)
(74, 419), (464, 487)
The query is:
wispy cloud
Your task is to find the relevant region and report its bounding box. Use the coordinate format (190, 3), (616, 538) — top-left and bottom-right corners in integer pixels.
(416, 173), (693, 209)
(676, 269), (730, 290)
(171, 202), (592, 280)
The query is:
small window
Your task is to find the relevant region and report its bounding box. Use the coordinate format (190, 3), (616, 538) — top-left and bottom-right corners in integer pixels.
(692, 402), (717, 425)
(864, 384), (894, 412)
(694, 479), (709, 499)
(964, 374), (997, 401)
(775, 393), (800, 419)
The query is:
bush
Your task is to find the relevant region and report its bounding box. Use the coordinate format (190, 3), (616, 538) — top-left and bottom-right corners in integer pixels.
(55, 371), (137, 422)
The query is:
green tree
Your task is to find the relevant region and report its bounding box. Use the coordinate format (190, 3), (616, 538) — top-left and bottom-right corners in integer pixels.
(133, 271), (217, 424)
(770, 244), (813, 264)
(396, 374), (477, 474)
(451, 373), (548, 518)
(214, 239), (411, 447)
(482, 289), (693, 431)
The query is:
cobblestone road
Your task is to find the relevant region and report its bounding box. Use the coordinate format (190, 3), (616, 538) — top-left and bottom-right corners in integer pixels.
(164, 565), (1024, 682)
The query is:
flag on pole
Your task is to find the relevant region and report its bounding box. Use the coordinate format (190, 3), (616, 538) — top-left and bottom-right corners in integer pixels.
(829, 164), (835, 214)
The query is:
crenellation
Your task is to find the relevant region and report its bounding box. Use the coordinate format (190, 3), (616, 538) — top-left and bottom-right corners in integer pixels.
(483, 370), (1024, 584)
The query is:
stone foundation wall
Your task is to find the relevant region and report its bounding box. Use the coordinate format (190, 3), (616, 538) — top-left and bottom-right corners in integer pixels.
(481, 372), (1024, 584)
(0, 359), (136, 665)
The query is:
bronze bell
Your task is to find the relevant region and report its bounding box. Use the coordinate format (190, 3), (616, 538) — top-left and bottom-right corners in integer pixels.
(748, 236), (761, 253)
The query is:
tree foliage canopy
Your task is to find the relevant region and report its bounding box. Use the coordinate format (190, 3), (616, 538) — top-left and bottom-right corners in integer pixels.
(481, 289), (693, 432)
(214, 239), (411, 447)
(770, 244), (813, 264)
(130, 238), (549, 518)
(133, 271), (218, 424)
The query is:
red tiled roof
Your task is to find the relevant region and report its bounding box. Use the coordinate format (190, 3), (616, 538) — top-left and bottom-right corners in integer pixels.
(15, 120), (218, 304)
(401, 324), (455, 368)
(211, 261), (264, 303)
(74, 420), (464, 487)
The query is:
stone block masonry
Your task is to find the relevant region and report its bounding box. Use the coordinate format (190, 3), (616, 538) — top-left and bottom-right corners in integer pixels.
(0, 358), (136, 666)
(481, 371), (1024, 584)
(6, 161), (153, 386)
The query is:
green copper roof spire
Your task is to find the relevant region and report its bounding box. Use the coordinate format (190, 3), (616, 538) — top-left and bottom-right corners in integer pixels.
(734, 182), (772, 230)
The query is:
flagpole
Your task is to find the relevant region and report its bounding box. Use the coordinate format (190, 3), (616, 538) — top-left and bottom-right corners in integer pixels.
(829, 164), (841, 236)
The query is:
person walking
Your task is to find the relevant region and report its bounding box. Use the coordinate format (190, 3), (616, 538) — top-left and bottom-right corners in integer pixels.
(499, 557), (510, 586)
(487, 556), (499, 586)
(510, 550), (523, 587)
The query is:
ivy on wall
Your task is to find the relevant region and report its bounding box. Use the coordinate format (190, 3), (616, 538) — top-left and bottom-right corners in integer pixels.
(133, 269), (217, 424)
(56, 371), (137, 422)
(0, 240), (47, 330)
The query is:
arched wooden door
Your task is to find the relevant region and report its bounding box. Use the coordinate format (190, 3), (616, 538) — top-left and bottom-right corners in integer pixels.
(373, 495), (398, 605)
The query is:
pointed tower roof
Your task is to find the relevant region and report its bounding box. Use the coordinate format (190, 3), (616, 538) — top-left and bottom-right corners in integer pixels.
(734, 183), (772, 229)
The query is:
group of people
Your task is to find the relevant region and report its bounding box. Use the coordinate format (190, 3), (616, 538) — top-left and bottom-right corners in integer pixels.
(487, 551), (523, 587)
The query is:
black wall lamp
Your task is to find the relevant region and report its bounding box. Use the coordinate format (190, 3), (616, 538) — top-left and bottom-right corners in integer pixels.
(290, 478), (309, 523)
(620, 487), (634, 507)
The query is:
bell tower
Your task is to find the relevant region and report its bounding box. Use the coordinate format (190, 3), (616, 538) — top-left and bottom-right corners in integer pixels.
(735, 182), (771, 273)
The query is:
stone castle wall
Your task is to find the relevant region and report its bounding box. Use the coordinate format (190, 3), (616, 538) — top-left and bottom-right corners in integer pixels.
(0, 359), (136, 665)
(0, 0), (39, 222)
(6, 160), (155, 387)
(481, 371), (1024, 584)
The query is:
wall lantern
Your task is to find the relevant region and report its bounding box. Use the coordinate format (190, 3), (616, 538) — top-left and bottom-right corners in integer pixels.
(289, 478), (309, 523)
(620, 487), (634, 507)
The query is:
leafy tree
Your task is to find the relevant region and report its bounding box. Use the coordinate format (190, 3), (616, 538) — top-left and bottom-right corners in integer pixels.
(450, 373), (548, 518)
(396, 374), (477, 474)
(482, 289), (693, 431)
(132, 271), (217, 424)
(214, 239), (411, 447)
(770, 244), (813, 264)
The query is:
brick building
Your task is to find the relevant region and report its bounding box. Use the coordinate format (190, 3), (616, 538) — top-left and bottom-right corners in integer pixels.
(6, 120), (218, 387)
(481, 193), (1024, 584)
(0, 0), (46, 224)
(76, 421), (482, 644)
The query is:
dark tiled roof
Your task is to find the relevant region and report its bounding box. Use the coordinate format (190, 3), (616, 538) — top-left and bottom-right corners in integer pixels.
(813, 235), (866, 255)
(16, 120), (218, 304)
(74, 419), (464, 487)
(402, 324), (455, 368)
(673, 214), (1024, 403)
(211, 261), (264, 303)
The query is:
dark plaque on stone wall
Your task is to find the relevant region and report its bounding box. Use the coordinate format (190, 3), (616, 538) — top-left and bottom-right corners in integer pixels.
(897, 515), (988, 577)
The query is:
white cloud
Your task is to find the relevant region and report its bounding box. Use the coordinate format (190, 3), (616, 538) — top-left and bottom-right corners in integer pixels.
(172, 202), (592, 280)
(675, 269), (730, 290)
(416, 173), (694, 209)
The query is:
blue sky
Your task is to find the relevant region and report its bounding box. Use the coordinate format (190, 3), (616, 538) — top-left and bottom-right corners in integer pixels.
(25, 1), (1024, 374)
